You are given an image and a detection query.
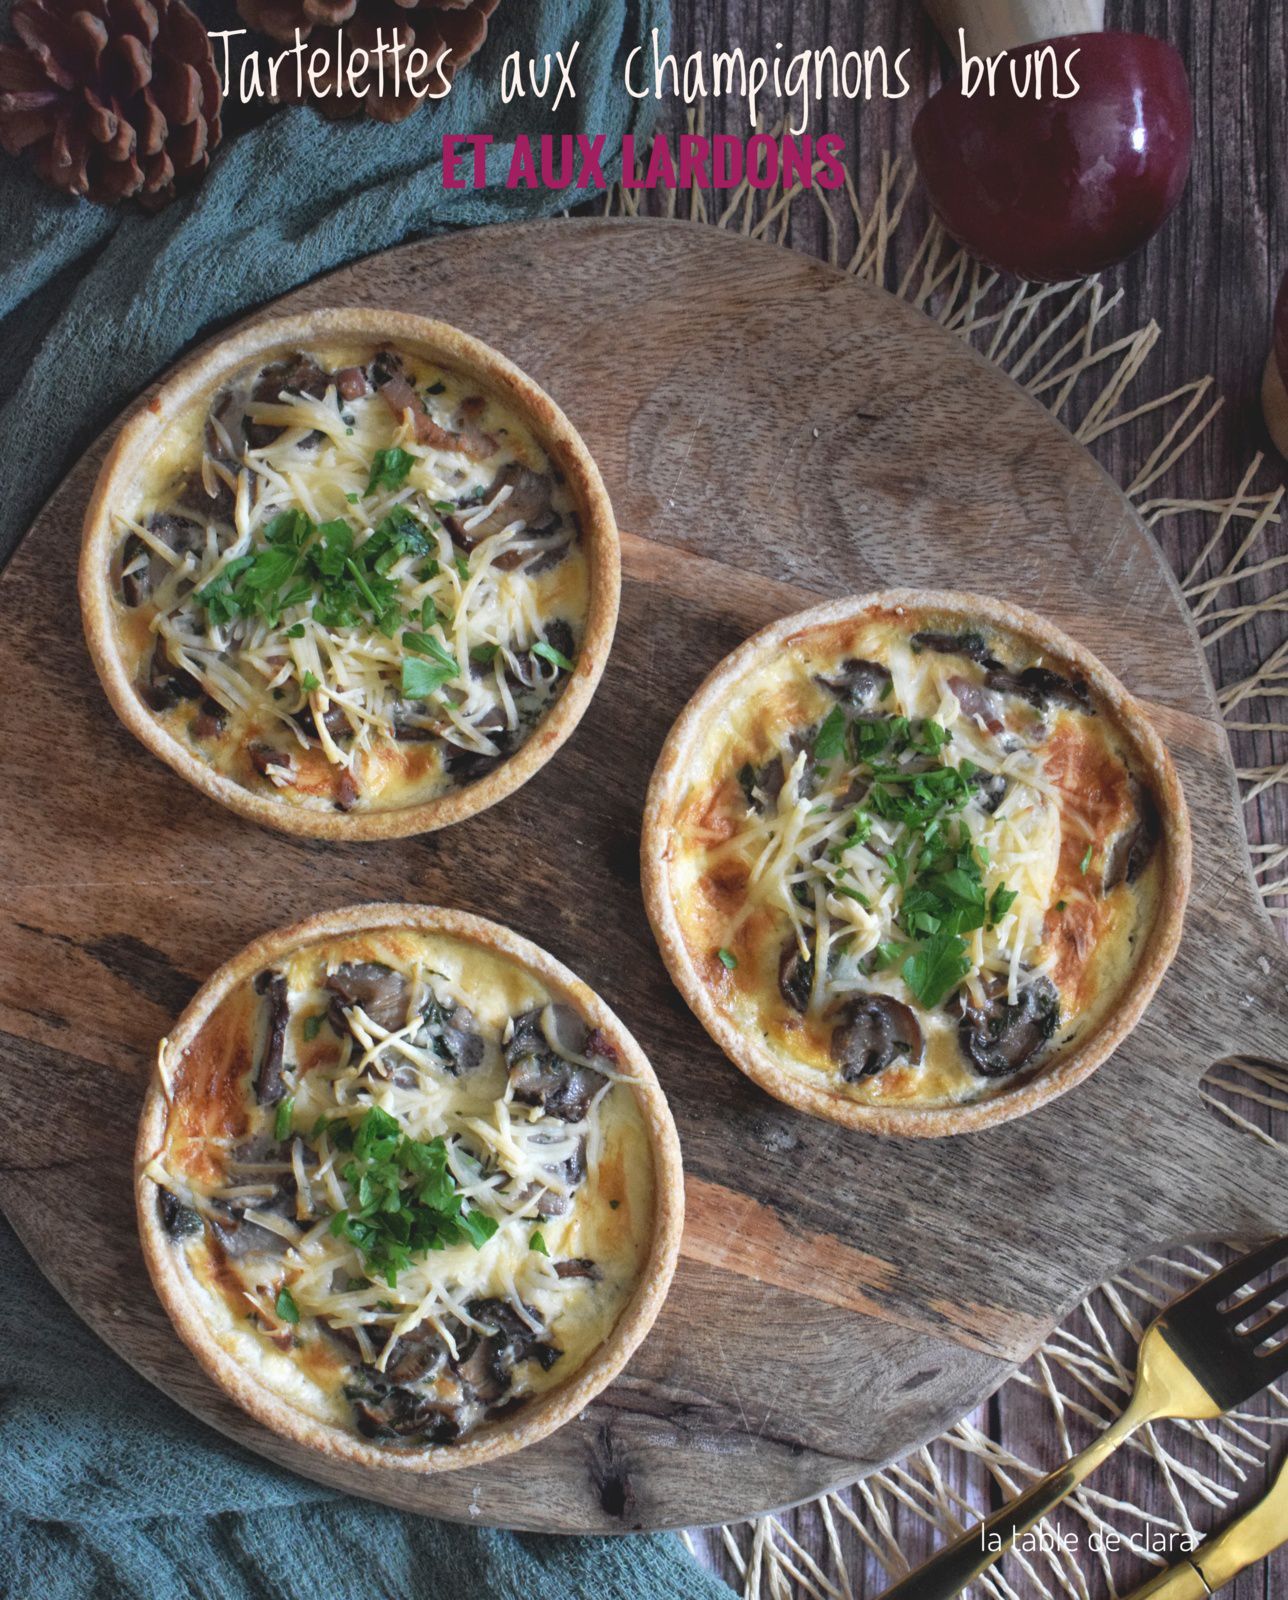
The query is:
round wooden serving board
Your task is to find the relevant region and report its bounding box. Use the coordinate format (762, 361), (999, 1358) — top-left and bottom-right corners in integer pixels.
(2, 219), (1286, 1534)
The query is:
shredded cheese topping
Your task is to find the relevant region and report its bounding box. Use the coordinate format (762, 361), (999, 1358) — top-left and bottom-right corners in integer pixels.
(676, 615), (1157, 1105)
(112, 345), (586, 811)
(148, 932), (649, 1445)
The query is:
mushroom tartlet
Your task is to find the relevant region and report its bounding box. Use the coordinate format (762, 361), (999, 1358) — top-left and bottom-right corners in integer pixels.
(136, 905), (682, 1469)
(81, 310), (618, 838)
(642, 592), (1190, 1137)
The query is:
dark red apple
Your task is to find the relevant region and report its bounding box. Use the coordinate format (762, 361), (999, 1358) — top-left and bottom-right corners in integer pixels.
(913, 32), (1193, 282)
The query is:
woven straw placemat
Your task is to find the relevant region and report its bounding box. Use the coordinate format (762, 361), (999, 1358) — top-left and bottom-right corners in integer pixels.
(607, 128), (1288, 1599)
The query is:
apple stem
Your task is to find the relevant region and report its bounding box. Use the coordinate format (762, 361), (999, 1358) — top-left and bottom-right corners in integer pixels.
(923, 0), (1105, 59)
(1263, 351), (1288, 460)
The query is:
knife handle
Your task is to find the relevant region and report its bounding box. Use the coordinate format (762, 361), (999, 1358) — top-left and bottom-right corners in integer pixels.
(880, 1410), (1139, 1599)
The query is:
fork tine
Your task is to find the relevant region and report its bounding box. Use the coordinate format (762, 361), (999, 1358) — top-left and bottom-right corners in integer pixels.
(1245, 1303), (1288, 1352)
(1180, 1237), (1288, 1311)
(1228, 1273), (1288, 1327)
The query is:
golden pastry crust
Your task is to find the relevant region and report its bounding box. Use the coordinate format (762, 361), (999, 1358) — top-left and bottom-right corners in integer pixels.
(136, 902), (684, 1473)
(81, 309), (619, 839)
(642, 590), (1191, 1138)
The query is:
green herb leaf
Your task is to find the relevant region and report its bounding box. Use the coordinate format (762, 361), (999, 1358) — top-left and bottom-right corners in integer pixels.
(532, 638), (575, 673)
(814, 704), (847, 762)
(902, 933), (970, 1009)
(365, 447), (414, 495)
(717, 947), (738, 970)
(300, 670), (320, 693)
(275, 1287), (300, 1325)
(1080, 843), (1094, 874)
(988, 884), (1019, 926)
(402, 630), (458, 671)
(274, 1095), (295, 1142)
(529, 1230), (549, 1256)
(401, 657), (454, 699)
(456, 1209), (500, 1249)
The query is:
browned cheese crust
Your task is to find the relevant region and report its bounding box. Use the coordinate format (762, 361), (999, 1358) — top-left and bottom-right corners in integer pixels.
(642, 591), (1191, 1138)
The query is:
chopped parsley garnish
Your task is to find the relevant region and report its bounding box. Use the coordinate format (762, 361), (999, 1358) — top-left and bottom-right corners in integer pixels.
(529, 1230), (549, 1256)
(717, 947), (738, 970)
(300, 671), (320, 693)
(321, 1106), (498, 1287)
(275, 1287), (300, 1325)
(766, 711), (1017, 1012)
(902, 932), (971, 1010)
(1080, 843), (1094, 874)
(400, 631), (459, 699)
(365, 446), (414, 495)
(194, 504), (430, 645)
(302, 1013), (325, 1041)
(274, 1095), (295, 1142)
(988, 884), (1018, 926)
(814, 705), (847, 762)
(532, 638), (575, 673)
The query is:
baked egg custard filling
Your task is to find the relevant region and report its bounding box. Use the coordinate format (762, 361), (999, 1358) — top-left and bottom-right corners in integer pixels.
(666, 610), (1167, 1108)
(141, 928), (654, 1448)
(108, 344), (587, 815)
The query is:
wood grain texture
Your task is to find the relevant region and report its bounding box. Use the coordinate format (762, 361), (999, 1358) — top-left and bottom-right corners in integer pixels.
(0, 220), (1284, 1538)
(653, 2), (1287, 1587)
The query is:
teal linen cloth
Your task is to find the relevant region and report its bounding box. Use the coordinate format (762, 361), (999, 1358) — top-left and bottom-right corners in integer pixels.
(0, 0), (657, 564)
(0, 2), (732, 1594)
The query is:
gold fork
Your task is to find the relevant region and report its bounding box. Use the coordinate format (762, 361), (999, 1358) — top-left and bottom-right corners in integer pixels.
(881, 1237), (1288, 1600)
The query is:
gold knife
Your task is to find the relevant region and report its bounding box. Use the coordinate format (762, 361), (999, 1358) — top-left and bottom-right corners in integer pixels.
(1123, 1455), (1288, 1598)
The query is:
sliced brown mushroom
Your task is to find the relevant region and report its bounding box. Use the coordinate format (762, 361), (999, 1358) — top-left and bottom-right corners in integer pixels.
(351, 1387), (466, 1444)
(383, 1323), (448, 1386)
(1102, 778), (1160, 890)
(505, 1007), (606, 1122)
(246, 353), (330, 449)
(779, 939), (815, 1014)
(829, 994), (924, 1083)
(253, 970), (290, 1106)
(444, 463), (558, 549)
(295, 700), (351, 745)
(948, 674), (1005, 736)
(142, 636), (203, 711)
(985, 664), (1091, 713)
(816, 657), (892, 710)
(325, 962), (411, 1035)
(157, 1187), (202, 1239)
(739, 755), (785, 814)
(554, 1258), (601, 1281)
(912, 630), (1003, 669)
(957, 977), (1060, 1078)
(120, 510), (206, 607)
(414, 996), (486, 1075)
(972, 769), (1009, 812)
(451, 1297), (560, 1408)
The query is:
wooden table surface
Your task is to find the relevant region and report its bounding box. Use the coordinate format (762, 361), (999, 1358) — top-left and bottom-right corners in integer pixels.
(664, 2), (1288, 1595)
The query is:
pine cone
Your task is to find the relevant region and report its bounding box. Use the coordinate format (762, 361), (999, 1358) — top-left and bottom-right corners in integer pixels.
(235, 0), (500, 122)
(0, 0), (222, 207)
